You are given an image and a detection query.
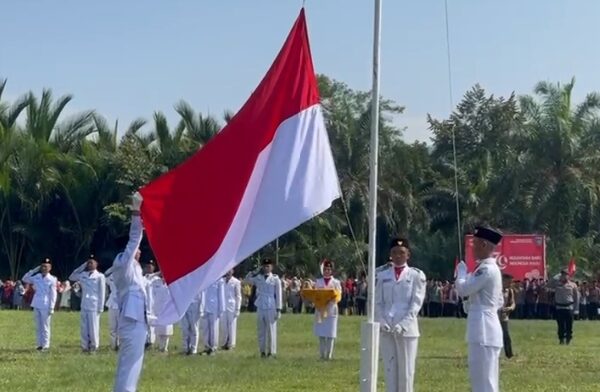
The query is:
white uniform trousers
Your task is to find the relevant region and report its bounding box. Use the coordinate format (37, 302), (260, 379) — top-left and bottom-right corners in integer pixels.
(34, 308), (52, 349)
(257, 309), (277, 355)
(109, 308), (120, 349)
(146, 325), (155, 346)
(468, 344), (501, 392)
(80, 310), (101, 351)
(202, 313), (220, 350)
(219, 311), (238, 348)
(380, 332), (419, 392)
(113, 318), (146, 392)
(156, 324), (173, 352)
(181, 307), (201, 354)
(318, 337), (335, 360)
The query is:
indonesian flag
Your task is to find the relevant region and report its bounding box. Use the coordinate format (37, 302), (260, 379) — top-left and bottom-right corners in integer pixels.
(567, 257), (576, 277)
(140, 9), (341, 325)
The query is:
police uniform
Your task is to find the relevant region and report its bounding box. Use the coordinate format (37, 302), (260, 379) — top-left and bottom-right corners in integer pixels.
(181, 292), (202, 355)
(246, 259), (283, 357)
(69, 258), (106, 352)
(220, 275), (242, 350)
(375, 238), (426, 392)
(105, 267), (120, 350)
(313, 260), (342, 360)
(548, 271), (579, 344)
(201, 278), (225, 354)
(456, 227), (504, 392)
(22, 260), (58, 350)
(111, 207), (147, 392)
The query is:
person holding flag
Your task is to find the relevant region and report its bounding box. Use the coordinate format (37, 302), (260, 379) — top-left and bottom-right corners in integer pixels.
(110, 192), (147, 392)
(375, 237), (426, 392)
(456, 226), (504, 392)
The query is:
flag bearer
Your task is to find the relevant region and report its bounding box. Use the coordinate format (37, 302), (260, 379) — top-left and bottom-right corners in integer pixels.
(313, 259), (342, 360)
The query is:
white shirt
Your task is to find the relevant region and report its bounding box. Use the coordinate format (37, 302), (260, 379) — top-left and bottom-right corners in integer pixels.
(111, 216), (146, 322)
(375, 265), (426, 337)
(201, 278), (225, 315)
(69, 268), (106, 312)
(22, 271), (57, 310)
(223, 277), (242, 314)
(456, 257), (503, 347)
(247, 272), (283, 311)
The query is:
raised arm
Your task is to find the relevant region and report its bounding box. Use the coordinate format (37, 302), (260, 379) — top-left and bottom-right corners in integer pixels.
(69, 262), (88, 282)
(22, 266), (40, 284)
(456, 266), (492, 297)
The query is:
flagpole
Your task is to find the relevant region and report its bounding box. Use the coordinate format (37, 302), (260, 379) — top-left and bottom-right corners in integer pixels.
(359, 0), (382, 391)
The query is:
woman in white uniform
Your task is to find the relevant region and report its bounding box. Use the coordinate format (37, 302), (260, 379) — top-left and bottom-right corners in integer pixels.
(313, 259), (342, 360)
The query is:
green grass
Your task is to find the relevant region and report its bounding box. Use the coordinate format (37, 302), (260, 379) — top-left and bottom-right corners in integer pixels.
(1, 311), (599, 391)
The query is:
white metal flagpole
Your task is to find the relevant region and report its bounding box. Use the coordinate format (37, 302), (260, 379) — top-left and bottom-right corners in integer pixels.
(359, 0), (382, 390)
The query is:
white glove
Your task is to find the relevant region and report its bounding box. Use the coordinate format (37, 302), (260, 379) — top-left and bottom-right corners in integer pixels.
(393, 324), (405, 335)
(275, 310), (281, 320)
(574, 310), (580, 316)
(235, 311), (240, 318)
(456, 261), (468, 279)
(131, 191), (143, 212)
(380, 323), (391, 333)
(31, 266), (41, 273)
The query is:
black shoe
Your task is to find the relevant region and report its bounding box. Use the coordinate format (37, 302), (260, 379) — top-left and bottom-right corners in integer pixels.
(566, 338), (572, 345)
(221, 345), (230, 351)
(185, 350), (192, 356)
(559, 339), (565, 345)
(260, 352), (266, 358)
(145, 342), (152, 350)
(36, 346), (43, 351)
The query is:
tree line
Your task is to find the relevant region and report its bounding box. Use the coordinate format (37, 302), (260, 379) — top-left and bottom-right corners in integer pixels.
(2, 76), (600, 280)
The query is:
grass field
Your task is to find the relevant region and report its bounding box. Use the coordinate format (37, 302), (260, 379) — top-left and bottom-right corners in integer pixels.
(1, 311), (599, 391)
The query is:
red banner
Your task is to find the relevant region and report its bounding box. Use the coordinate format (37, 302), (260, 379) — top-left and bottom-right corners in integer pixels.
(465, 234), (546, 281)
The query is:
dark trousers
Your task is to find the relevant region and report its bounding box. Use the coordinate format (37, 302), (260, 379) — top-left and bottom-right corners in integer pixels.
(429, 302), (442, 317)
(537, 303), (550, 319)
(356, 298), (366, 316)
(579, 304), (587, 320)
(525, 303), (536, 319)
(500, 320), (513, 358)
(556, 309), (574, 342)
(587, 303), (599, 320)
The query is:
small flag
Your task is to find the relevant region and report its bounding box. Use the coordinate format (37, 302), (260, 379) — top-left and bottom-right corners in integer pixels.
(567, 257), (576, 277)
(140, 9), (341, 325)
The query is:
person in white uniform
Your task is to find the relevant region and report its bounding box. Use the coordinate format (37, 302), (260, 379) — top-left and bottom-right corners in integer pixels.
(220, 269), (242, 350)
(111, 192), (147, 392)
(105, 266), (120, 350)
(313, 259), (342, 360)
(375, 237), (426, 392)
(201, 278), (225, 355)
(149, 273), (173, 352)
(246, 258), (283, 358)
(143, 260), (161, 349)
(181, 291), (203, 355)
(69, 256), (106, 352)
(456, 226), (504, 392)
(22, 258), (58, 351)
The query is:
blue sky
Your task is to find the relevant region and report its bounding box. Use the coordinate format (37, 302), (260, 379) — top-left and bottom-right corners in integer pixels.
(2, 0), (600, 142)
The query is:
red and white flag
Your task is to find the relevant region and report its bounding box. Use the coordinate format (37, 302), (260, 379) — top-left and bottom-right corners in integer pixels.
(567, 257), (576, 277)
(140, 9), (340, 324)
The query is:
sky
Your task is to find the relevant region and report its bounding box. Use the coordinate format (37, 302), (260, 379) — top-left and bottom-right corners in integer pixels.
(2, 0), (600, 143)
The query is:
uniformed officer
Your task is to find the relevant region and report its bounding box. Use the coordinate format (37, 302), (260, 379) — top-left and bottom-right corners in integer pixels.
(143, 260), (161, 349)
(220, 269), (242, 350)
(499, 273), (515, 358)
(313, 259), (342, 360)
(548, 269), (579, 345)
(105, 266), (120, 350)
(246, 258), (283, 358)
(150, 274), (173, 352)
(456, 226), (504, 392)
(22, 258), (58, 351)
(181, 292), (202, 355)
(375, 238), (426, 392)
(201, 277), (225, 355)
(111, 192), (147, 392)
(69, 255), (106, 352)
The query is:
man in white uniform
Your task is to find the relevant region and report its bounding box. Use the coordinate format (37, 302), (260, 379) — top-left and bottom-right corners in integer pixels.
(151, 273), (173, 352)
(69, 256), (106, 352)
(111, 192), (147, 392)
(375, 238), (426, 392)
(220, 269), (242, 350)
(181, 292), (203, 355)
(313, 259), (342, 360)
(456, 226), (504, 392)
(143, 260), (161, 349)
(201, 277), (225, 355)
(105, 266), (120, 350)
(22, 258), (58, 351)
(246, 258), (282, 358)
